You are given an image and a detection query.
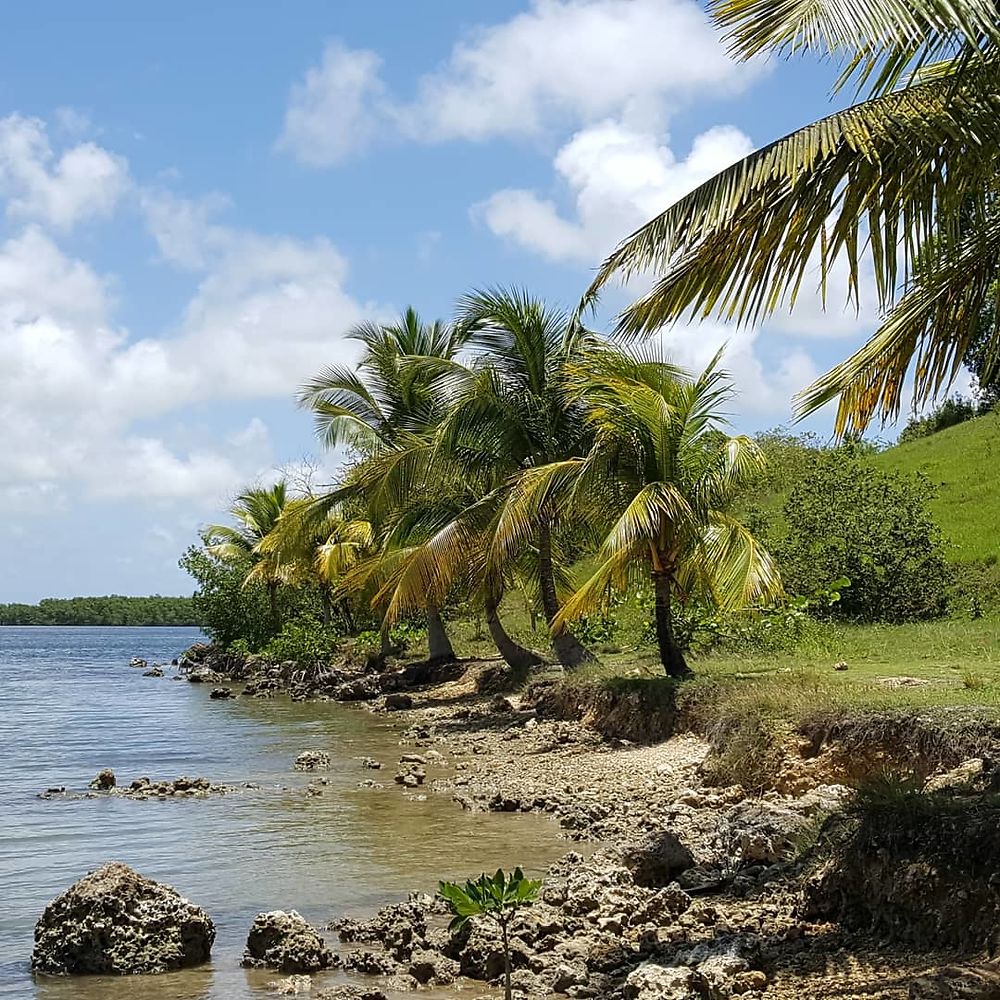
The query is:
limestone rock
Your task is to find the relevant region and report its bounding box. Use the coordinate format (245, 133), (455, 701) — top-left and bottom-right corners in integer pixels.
(294, 750), (330, 772)
(89, 768), (116, 791)
(617, 830), (694, 887)
(243, 910), (334, 973)
(623, 962), (709, 999)
(31, 862), (214, 974)
(722, 799), (812, 864)
(924, 759), (986, 795)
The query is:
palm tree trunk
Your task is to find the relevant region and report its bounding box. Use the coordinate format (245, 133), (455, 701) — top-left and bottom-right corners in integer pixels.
(340, 599), (355, 634)
(319, 584), (332, 626)
(652, 570), (690, 679)
(379, 621), (392, 659)
(426, 602), (456, 662)
(538, 518), (594, 668)
(485, 595), (543, 672)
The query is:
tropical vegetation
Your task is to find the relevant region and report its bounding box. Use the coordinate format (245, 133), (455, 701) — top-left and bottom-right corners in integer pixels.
(582, 0), (1000, 438)
(0, 595), (196, 627)
(438, 868), (542, 1000)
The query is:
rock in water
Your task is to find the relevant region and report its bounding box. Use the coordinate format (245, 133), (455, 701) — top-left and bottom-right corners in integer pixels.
(294, 750), (330, 772)
(88, 768), (116, 791)
(32, 862), (214, 975)
(243, 910), (334, 973)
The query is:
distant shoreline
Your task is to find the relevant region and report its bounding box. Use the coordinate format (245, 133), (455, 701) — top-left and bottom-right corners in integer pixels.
(0, 595), (196, 628)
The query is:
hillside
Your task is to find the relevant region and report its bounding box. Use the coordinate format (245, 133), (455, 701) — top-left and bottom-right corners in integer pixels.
(873, 412), (1000, 563)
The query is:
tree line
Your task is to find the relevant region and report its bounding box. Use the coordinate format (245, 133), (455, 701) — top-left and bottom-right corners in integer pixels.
(0, 595), (197, 627)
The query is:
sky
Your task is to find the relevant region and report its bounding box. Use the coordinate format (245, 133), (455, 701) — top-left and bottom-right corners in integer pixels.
(0, 1), (909, 602)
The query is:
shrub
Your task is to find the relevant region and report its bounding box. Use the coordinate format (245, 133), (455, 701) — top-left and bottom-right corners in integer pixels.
(263, 616), (342, 665)
(179, 542), (275, 649)
(897, 395), (980, 444)
(779, 451), (952, 623)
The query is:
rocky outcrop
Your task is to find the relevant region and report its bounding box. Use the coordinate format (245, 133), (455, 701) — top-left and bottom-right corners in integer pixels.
(89, 768), (116, 790)
(242, 910), (335, 973)
(616, 830), (695, 888)
(32, 862), (214, 974)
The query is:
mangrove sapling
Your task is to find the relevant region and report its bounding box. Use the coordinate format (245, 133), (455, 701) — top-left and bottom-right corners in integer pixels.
(438, 867), (542, 1000)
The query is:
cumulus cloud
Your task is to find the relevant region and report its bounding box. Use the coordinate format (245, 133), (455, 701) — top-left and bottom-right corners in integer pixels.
(277, 0), (760, 165)
(400, 0), (755, 142)
(478, 120), (754, 263)
(0, 114), (129, 229)
(277, 40), (387, 167)
(0, 183), (376, 513)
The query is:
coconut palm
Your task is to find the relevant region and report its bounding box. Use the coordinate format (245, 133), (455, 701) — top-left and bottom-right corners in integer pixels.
(425, 287), (597, 668)
(256, 497), (374, 629)
(299, 310), (467, 659)
(205, 482), (289, 630)
(495, 350), (781, 678)
(583, 0), (1000, 434)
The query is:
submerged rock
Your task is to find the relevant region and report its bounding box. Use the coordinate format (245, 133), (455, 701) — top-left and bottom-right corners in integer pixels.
(243, 910), (335, 973)
(32, 862), (214, 975)
(128, 657), (147, 669)
(142, 666), (164, 677)
(209, 686), (234, 699)
(294, 750), (330, 772)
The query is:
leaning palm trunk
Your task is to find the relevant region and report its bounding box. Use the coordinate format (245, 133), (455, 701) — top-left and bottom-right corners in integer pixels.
(652, 571), (690, 680)
(426, 602), (456, 662)
(485, 595), (544, 673)
(538, 519), (594, 668)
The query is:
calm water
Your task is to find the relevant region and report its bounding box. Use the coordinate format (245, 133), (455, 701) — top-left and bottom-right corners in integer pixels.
(0, 627), (568, 999)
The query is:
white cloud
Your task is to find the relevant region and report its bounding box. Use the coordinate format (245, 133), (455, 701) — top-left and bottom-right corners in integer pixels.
(0, 183), (377, 514)
(277, 40), (387, 167)
(653, 321), (819, 420)
(401, 0), (755, 143)
(277, 0), (760, 165)
(478, 120), (754, 263)
(0, 114), (129, 229)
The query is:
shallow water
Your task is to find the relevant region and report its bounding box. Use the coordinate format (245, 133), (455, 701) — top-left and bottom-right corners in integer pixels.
(0, 627), (570, 998)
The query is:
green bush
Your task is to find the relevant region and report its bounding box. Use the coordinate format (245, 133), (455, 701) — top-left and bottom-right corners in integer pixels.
(263, 615), (342, 665)
(779, 451), (952, 623)
(897, 396), (980, 444)
(179, 541), (275, 648)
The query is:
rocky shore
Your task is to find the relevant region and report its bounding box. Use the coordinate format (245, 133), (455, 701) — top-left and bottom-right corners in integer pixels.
(94, 642), (1000, 998)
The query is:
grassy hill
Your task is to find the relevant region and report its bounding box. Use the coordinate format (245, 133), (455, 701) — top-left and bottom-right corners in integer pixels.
(873, 412), (1000, 564)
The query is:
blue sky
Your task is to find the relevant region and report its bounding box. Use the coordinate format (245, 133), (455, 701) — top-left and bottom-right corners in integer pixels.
(0, 1), (901, 602)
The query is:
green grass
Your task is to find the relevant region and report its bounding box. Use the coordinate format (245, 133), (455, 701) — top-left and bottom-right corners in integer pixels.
(872, 411), (1000, 564)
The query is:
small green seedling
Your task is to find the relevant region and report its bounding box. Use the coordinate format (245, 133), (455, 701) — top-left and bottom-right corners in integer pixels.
(438, 867), (542, 1000)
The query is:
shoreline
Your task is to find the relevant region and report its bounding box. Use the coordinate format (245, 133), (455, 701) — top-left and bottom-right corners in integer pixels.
(177, 643), (1000, 999)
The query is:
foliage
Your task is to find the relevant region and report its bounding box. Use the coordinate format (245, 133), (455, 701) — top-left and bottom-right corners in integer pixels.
(582, 0), (1000, 436)
(179, 542), (276, 649)
(0, 595), (196, 627)
(779, 451), (951, 623)
(497, 348), (782, 677)
(262, 615), (343, 665)
(897, 396), (980, 444)
(438, 867), (542, 1000)
(964, 285), (1000, 409)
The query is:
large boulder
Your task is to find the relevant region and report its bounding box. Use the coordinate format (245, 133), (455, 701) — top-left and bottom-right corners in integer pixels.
(623, 962), (710, 999)
(242, 910), (334, 973)
(616, 830), (694, 887)
(722, 800), (813, 864)
(32, 862), (214, 974)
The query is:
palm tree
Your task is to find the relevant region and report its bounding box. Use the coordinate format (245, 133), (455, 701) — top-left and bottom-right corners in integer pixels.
(256, 497), (374, 629)
(299, 310), (468, 660)
(429, 287), (597, 668)
(497, 350), (781, 678)
(582, 0), (1000, 435)
(205, 482), (289, 631)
